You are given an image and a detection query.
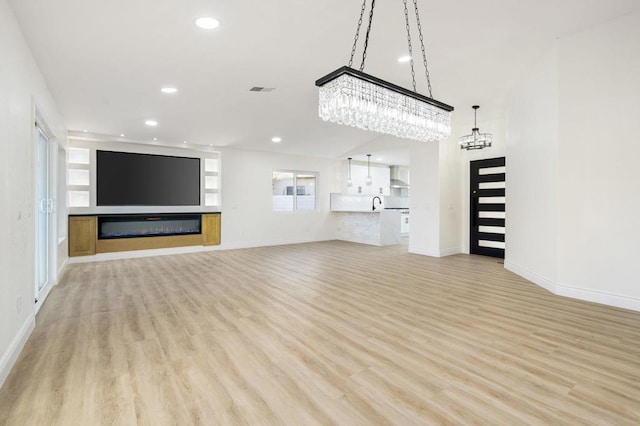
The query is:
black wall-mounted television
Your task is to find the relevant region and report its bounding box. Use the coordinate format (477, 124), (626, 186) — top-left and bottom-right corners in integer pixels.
(97, 150), (201, 206)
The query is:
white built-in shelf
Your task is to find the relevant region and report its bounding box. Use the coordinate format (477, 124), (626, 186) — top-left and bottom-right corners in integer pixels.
(67, 147), (90, 207)
(204, 154), (220, 207)
(66, 142), (222, 211)
(68, 147), (90, 164)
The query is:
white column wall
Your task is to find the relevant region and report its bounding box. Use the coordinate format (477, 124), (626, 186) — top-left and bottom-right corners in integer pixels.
(409, 141), (441, 256)
(0, 0), (67, 386)
(438, 136), (462, 256)
(503, 47), (559, 291)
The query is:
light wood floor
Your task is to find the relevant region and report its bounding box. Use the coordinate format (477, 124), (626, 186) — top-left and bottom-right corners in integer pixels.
(1, 241), (640, 425)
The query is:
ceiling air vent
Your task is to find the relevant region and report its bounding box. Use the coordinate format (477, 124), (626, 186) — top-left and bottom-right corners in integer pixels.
(249, 87), (275, 92)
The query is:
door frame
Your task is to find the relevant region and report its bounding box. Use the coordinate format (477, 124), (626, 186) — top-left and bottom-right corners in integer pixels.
(34, 108), (59, 311)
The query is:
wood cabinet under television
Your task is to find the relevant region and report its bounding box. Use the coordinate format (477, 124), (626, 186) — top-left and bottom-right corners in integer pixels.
(68, 213), (221, 257)
(202, 214), (221, 246)
(68, 216), (97, 256)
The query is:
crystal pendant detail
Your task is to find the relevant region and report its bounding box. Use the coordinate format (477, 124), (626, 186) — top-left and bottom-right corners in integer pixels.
(318, 71), (452, 142)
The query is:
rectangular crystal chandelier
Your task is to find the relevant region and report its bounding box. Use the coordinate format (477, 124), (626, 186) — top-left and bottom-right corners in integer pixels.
(316, 66), (453, 142)
(315, 0), (454, 143)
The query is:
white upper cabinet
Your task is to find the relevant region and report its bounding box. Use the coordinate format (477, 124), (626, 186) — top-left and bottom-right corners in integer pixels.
(343, 163), (390, 196)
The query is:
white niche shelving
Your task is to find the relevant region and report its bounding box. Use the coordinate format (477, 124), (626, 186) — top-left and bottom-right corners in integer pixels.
(204, 156), (220, 207)
(67, 147), (90, 208)
(66, 142), (222, 211)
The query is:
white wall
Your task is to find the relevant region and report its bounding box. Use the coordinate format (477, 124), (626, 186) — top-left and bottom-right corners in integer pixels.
(504, 12), (640, 310)
(437, 136), (461, 255)
(505, 49), (558, 290)
(555, 13), (640, 305)
(409, 141), (440, 256)
(504, 47), (559, 291)
(220, 149), (340, 248)
(0, 0), (67, 386)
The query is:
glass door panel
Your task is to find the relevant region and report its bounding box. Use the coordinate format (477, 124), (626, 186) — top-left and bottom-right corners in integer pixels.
(36, 128), (49, 294)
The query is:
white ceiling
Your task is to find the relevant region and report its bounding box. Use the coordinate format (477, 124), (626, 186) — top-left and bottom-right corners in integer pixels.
(9, 0), (639, 165)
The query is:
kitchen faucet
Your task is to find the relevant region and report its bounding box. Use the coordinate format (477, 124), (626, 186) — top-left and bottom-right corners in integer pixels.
(372, 196), (382, 211)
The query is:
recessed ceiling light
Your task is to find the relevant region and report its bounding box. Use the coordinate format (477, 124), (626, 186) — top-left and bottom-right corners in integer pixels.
(183, 141), (188, 144)
(120, 133), (125, 137)
(83, 129), (88, 133)
(398, 55), (411, 63)
(209, 144), (213, 147)
(376, 157), (383, 161)
(153, 137), (157, 141)
(195, 17), (220, 30)
(271, 137), (282, 143)
(161, 87), (178, 94)
(145, 120), (158, 127)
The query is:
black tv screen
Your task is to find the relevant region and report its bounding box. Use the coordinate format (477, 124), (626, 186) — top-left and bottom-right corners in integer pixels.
(97, 150), (200, 206)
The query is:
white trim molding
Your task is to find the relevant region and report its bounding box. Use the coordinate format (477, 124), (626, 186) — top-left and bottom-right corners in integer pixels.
(57, 257), (68, 280)
(34, 257), (68, 314)
(504, 261), (556, 293)
(67, 238), (337, 263)
(68, 244), (223, 263)
(556, 284), (640, 312)
(220, 238), (335, 251)
(35, 280), (54, 315)
(439, 247), (462, 257)
(505, 261), (640, 312)
(408, 245), (442, 257)
(409, 245), (461, 258)
(0, 315), (35, 388)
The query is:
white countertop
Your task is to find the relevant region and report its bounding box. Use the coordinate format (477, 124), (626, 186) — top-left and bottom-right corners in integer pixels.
(330, 210), (380, 213)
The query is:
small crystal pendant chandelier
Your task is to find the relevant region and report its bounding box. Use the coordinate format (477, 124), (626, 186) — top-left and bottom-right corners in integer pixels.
(315, 0), (454, 143)
(459, 105), (492, 150)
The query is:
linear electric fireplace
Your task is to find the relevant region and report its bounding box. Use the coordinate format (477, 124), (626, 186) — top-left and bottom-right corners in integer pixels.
(98, 214), (202, 240)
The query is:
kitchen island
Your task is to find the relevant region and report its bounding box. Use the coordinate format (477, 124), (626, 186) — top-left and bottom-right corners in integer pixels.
(330, 193), (403, 246)
(332, 210), (402, 246)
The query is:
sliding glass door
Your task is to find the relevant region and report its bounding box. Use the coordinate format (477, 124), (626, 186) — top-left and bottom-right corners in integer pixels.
(35, 126), (50, 296)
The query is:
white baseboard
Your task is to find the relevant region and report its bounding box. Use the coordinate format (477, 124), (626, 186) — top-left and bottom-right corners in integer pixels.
(409, 245), (461, 258)
(35, 257), (68, 314)
(219, 238), (335, 250)
(439, 247), (462, 257)
(0, 314), (35, 388)
(556, 284), (640, 312)
(408, 245), (441, 257)
(57, 257), (68, 280)
(504, 261), (556, 293)
(35, 280), (54, 315)
(68, 244), (222, 263)
(67, 238), (336, 263)
(335, 238), (382, 247)
(504, 261), (640, 312)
